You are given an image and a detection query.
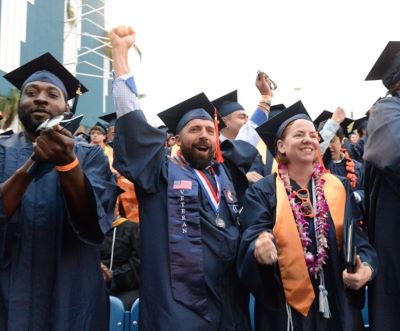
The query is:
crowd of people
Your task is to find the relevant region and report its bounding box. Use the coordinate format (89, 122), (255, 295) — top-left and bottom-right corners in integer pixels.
(0, 24), (399, 331)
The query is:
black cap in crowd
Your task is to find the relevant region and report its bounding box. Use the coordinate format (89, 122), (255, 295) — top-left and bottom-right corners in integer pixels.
(158, 92), (221, 135)
(313, 110), (354, 137)
(365, 41), (400, 89)
(212, 90), (244, 118)
(99, 112), (117, 127)
(255, 101), (312, 157)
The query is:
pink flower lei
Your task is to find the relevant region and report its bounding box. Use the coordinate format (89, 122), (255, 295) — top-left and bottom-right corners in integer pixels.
(278, 163), (330, 277)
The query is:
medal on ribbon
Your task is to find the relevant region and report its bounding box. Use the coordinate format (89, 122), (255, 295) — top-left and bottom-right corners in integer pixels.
(192, 168), (224, 228)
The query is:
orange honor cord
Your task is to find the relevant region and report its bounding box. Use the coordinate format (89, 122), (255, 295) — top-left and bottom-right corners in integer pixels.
(213, 108), (224, 163)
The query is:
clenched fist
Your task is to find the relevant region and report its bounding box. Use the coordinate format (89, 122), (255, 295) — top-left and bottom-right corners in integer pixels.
(34, 124), (76, 166)
(110, 25), (136, 50)
(254, 231), (278, 265)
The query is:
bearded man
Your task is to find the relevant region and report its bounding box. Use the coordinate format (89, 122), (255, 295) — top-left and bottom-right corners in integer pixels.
(0, 53), (119, 331)
(110, 26), (271, 330)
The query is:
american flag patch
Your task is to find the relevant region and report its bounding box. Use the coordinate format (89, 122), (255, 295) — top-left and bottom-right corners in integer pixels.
(173, 180), (192, 190)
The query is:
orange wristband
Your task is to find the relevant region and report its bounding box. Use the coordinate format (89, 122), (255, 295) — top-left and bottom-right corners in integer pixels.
(55, 157), (79, 172)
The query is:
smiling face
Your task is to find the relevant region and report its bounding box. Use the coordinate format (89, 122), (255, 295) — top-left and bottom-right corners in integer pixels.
(222, 110), (248, 138)
(276, 119), (319, 165)
(18, 81), (69, 134)
(176, 118), (216, 169)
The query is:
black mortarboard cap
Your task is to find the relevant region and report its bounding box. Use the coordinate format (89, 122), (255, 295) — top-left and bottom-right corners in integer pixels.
(313, 110), (354, 136)
(158, 92), (220, 135)
(3, 52), (88, 100)
(269, 103), (286, 119)
(99, 112), (117, 127)
(352, 116), (368, 133)
(365, 41), (400, 89)
(90, 122), (108, 135)
(212, 90), (244, 118)
(255, 101), (312, 157)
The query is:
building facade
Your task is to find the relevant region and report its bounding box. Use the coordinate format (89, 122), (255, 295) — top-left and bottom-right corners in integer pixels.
(0, 0), (114, 128)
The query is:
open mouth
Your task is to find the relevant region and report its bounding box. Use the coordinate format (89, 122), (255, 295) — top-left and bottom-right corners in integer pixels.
(195, 146), (209, 152)
(194, 144), (211, 155)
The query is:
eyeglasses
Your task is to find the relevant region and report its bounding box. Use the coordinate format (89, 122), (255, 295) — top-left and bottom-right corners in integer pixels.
(294, 188), (314, 218)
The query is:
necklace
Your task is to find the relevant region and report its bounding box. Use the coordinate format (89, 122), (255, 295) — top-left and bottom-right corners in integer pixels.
(278, 163), (330, 277)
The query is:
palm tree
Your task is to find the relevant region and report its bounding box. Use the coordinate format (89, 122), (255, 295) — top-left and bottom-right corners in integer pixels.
(0, 88), (19, 130)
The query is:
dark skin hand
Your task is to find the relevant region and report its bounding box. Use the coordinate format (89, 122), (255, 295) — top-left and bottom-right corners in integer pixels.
(0, 124), (100, 237)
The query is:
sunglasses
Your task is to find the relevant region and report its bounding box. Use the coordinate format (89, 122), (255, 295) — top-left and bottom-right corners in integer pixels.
(294, 188), (314, 218)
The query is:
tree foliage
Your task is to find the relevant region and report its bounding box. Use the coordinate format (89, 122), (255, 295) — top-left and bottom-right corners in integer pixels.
(0, 89), (19, 130)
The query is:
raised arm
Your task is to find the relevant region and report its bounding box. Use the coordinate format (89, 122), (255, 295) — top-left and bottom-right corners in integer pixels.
(235, 71), (274, 146)
(319, 107), (344, 154)
(110, 26), (166, 193)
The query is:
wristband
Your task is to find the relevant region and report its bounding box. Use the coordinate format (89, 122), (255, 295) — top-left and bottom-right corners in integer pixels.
(258, 102), (271, 112)
(261, 94), (272, 102)
(55, 157), (79, 172)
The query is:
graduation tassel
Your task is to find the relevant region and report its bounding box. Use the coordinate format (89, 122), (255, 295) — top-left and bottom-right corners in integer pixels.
(213, 108), (224, 163)
(318, 271), (331, 319)
(70, 85), (82, 115)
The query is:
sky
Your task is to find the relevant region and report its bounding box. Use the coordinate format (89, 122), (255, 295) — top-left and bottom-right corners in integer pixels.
(105, 0), (400, 126)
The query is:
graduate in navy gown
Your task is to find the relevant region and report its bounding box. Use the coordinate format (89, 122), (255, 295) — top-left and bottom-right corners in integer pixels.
(0, 53), (119, 331)
(364, 41), (400, 331)
(109, 26), (272, 330)
(212, 72), (275, 183)
(314, 111), (364, 199)
(237, 101), (377, 331)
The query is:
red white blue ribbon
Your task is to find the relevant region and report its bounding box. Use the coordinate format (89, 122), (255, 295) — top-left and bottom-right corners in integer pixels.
(193, 168), (220, 214)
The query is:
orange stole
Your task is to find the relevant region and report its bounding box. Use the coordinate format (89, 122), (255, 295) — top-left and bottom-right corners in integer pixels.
(103, 145), (114, 172)
(273, 173), (345, 316)
(116, 176), (139, 223)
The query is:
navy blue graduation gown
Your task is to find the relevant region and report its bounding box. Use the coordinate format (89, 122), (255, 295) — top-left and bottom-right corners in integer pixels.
(248, 153), (267, 177)
(237, 174), (377, 331)
(325, 157), (366, 223)
(326, 158), (364, 191)
(346, 137), (366, 163)
(113, 110), (257, 331)
(364, 93), (400, 331)
(0, 132), (119, 331)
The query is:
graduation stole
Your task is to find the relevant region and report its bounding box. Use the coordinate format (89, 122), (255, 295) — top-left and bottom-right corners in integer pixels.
(273, 172), (345, 316)
(167, 156), (237, 321)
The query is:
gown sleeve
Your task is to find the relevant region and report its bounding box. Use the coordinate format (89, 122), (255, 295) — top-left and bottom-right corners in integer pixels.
(364, 96), (400, 185)
(112, 74), (167, 193)
(237, 175), (283, 306)
(70, 142), (121, 244)
(341, 177), (378, 278)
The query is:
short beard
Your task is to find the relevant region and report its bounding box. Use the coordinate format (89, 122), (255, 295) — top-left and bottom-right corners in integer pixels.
(18, 104), (68, 135)
(180, 144), (213, 170)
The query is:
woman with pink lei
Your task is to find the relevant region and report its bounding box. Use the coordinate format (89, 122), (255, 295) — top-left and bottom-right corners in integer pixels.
(237, 101), (378, 331)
